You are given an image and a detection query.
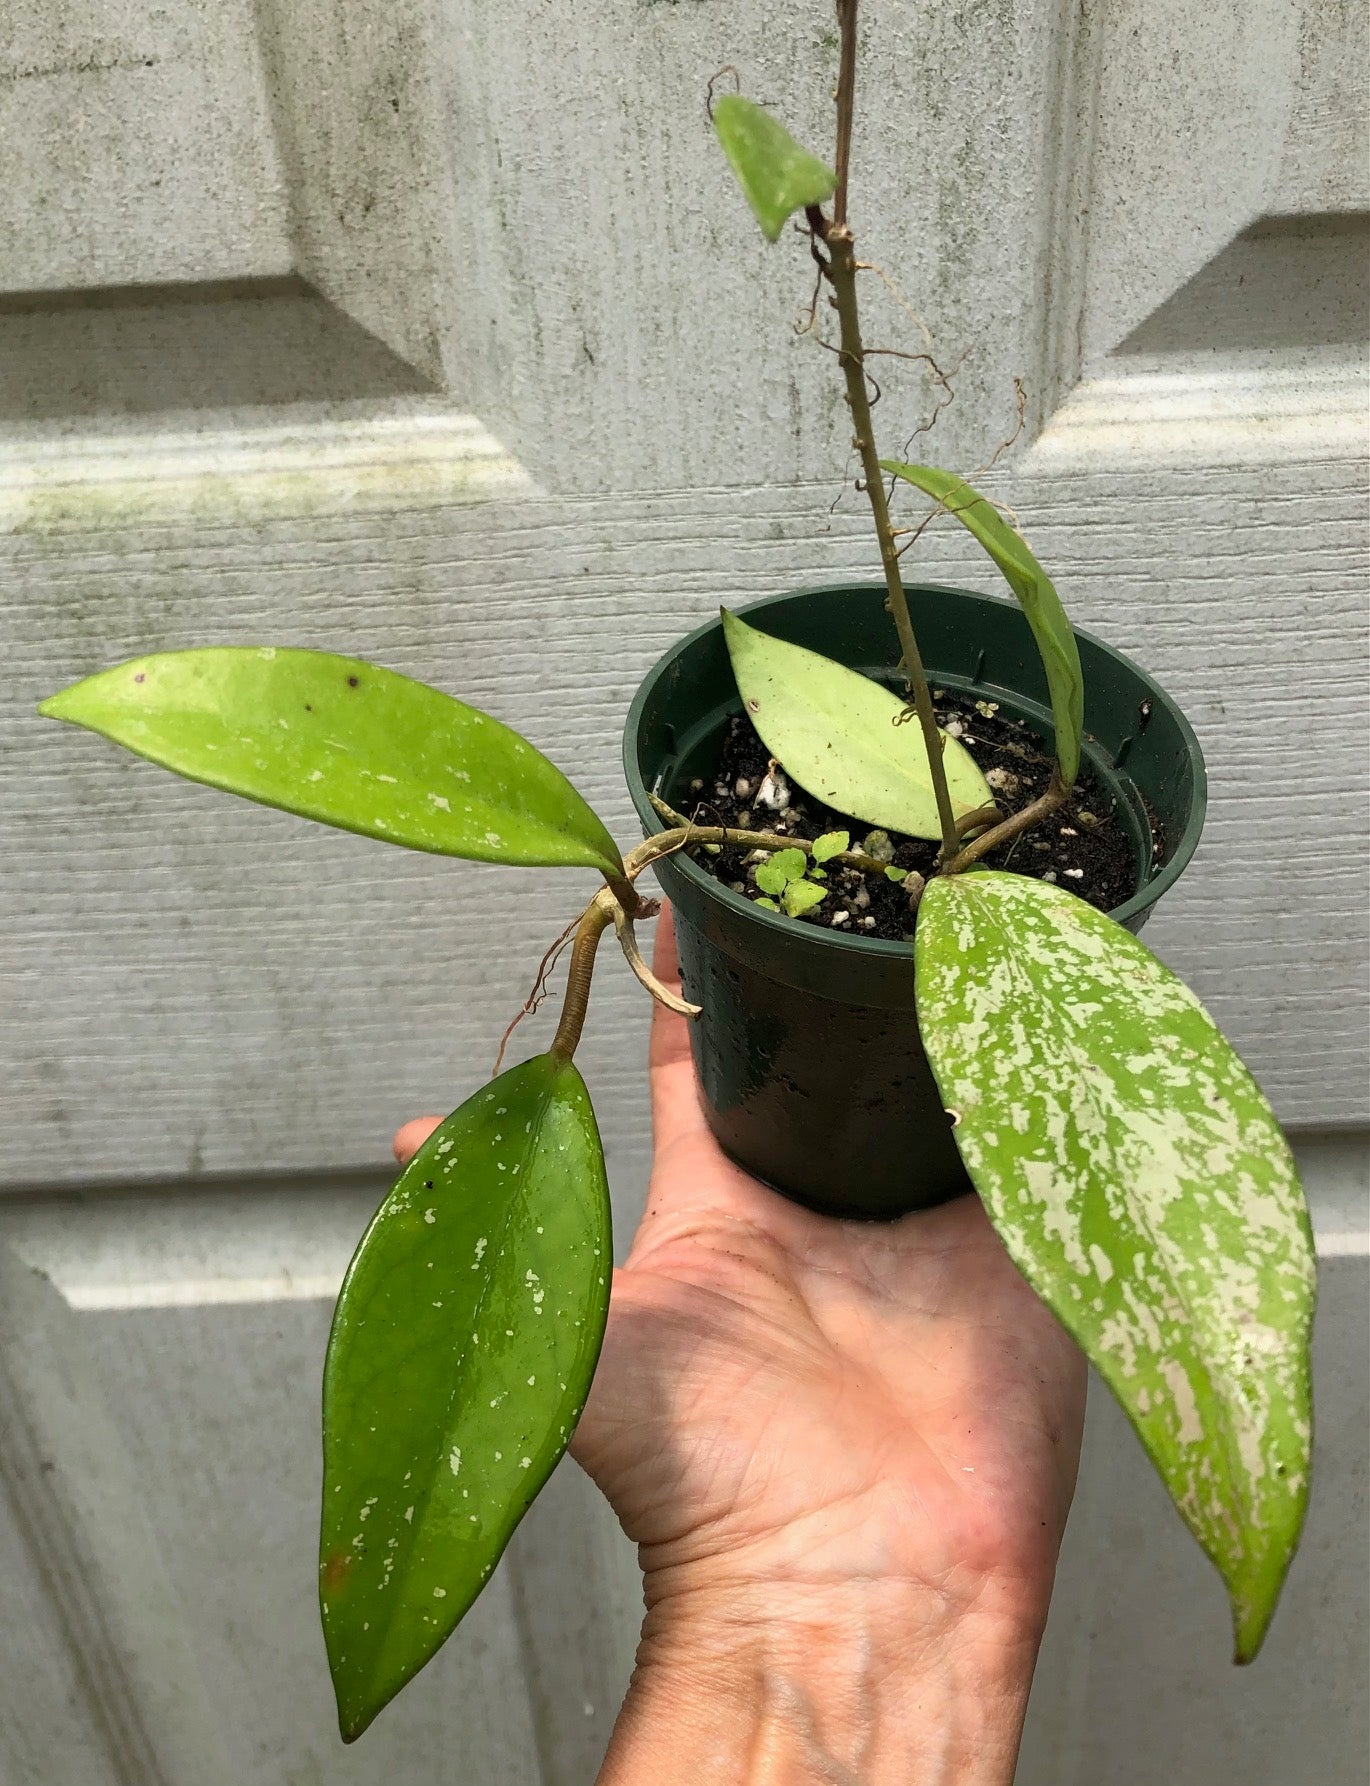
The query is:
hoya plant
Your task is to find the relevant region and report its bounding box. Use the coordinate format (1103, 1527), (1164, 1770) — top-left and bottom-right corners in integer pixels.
(38, 0), (1313, 1744)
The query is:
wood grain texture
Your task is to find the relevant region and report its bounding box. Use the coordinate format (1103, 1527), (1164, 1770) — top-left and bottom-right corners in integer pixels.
(1, 0), (291, 294)
(4, 456), (1366, 1190)
(0, 1136), (1361, 1786)
(0, 1226), (549, 1786)
(0, 1250), (237, 1786)
(3, 4), (1365, 1781)
(1019, 1133), (1370, 1786)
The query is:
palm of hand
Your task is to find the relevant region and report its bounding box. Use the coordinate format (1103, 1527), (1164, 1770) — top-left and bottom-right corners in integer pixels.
(397, 910), (1084, 1643)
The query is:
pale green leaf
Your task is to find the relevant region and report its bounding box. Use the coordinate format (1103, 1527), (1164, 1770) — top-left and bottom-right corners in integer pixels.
(723, 609), (992, 842)
(915, 871), (1315, 1661)
(39, 648), (623, 876)
(321, 1054), (611, 1738)
(711, 95), (837, 242)
(782, 879), (826, 917)
(754, 896), (780, 911)
(880, 464), (1084, 786)
(755, 846), (808, 895)
(812, 829), (850, 863)
(885, 865), (909, 883)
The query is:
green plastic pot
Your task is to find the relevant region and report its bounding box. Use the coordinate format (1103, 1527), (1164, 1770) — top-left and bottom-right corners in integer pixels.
(623, 583), (1207, 1220)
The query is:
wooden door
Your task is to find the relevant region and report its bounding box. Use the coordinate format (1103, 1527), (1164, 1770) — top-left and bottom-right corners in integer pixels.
(3, 3), (1365, 1780)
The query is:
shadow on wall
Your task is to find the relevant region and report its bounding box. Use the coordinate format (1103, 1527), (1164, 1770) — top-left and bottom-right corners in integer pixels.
(1115, 211), (1370, 357)
(0, 275), (438, 422)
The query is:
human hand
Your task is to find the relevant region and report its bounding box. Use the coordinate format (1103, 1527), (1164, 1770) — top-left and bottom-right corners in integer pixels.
(395, 906), (1085, 1783)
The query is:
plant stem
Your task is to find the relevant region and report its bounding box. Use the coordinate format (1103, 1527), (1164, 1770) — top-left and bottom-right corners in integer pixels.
(942, 772), (1069, 874)
(643, 798), (901, 876)
(832, 0), (858, 228)
(549, 891), (614, 1063)
(815, 0), (962, 865)
(611, 902), (701, 1016)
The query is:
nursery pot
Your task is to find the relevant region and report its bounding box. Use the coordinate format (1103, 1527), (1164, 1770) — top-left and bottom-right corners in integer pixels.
(623, 584), (1207, 1220)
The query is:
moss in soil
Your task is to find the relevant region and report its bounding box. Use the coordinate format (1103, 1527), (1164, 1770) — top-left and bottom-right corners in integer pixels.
(679, 690), (1160, 942)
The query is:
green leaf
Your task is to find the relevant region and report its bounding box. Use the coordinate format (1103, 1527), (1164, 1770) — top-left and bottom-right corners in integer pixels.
(754, 896), (780, 911)
(915, 871), (1315, 1661)
(320, 1053), (611, 1739)
(812, 829), (850, 863)
(885, 865), (909, 883)
(723, 609), (992, 842)
(39, 648), (623, 876)
(755, 846), (808, 895)
(782, 878), (826, 918)
(879, 464), (1085, 786)
(711, 95), (837, 242)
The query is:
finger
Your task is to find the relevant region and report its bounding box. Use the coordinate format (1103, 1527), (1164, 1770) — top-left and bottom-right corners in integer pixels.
(647, 904), (711, 1154)
(393, 1115), (443, 1165)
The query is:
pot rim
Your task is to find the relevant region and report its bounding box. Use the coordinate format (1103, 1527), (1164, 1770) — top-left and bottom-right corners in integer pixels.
(623, 580), (1208, 946)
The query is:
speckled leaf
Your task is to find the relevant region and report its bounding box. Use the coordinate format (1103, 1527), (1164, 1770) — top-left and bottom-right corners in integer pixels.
(320, 1054), (611, 1739)
(712, 95), (836, 241)
(915, 871), (1315, 1661)
(39, 648), (623, 875)
(880, 463), (1084, 786)
(723, 608), (992, 841)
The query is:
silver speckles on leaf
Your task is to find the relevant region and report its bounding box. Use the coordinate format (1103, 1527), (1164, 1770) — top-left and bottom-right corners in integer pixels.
(915, 870), (1315, 1662)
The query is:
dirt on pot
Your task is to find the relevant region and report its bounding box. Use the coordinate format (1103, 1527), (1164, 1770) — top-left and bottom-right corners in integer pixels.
(679, 689), (1159, 941)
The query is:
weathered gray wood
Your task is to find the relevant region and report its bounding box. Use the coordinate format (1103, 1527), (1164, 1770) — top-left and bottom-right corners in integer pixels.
(252, 0), (457, 384)
(0, 1474), (127, 1786)
(2, 4), (1365, 1780)
(2, 0), (290, 293)
(1, 1138), (1361, 1785)
(4, 454), (1366, 1194)
(0, 1207), (550, 1786)
(1019, 1132), (1370, 1785)
(0, 1250), (237, 1786)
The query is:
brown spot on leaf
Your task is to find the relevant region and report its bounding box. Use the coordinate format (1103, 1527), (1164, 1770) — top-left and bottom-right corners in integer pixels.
(321, 1549), (354, 1593)
(348, 676), (360, 688)
(133, 673), (145, 684)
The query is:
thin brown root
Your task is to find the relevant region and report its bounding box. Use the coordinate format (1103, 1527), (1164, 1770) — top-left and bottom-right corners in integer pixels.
(969, 377), (1028, 482)
(705, 65), (739, 120)
(898, 342), (973, 453)
(894, 483), (1026, 562)
(795, 254), (826, 336)
(853, 259), (937, 354)
(893, 377), (1029, 560)
(492, 912), (580, 1076)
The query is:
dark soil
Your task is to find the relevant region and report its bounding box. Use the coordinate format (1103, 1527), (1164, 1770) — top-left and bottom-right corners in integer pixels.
(680, 689), (1160, 941)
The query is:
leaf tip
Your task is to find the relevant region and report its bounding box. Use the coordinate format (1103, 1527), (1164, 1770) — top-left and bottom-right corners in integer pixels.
(1230, 1565), (1285, 1666)
(336, 1693), (383, 1744)
(36, 679), (87, 723)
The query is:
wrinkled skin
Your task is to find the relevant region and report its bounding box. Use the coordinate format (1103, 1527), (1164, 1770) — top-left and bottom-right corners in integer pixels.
(396, 907), (1085, 1677)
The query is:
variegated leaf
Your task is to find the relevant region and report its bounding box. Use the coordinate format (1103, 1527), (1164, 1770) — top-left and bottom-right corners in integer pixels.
(915, 870), (1316, 1661)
